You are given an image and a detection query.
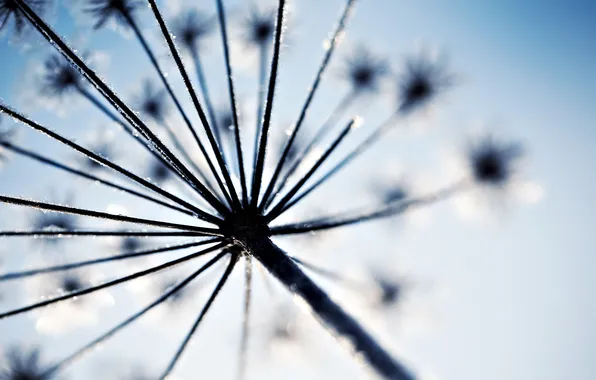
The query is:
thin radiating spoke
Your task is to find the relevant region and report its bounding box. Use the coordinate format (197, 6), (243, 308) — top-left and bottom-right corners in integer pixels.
(147, 0), (241, 210)
(237, 256), (253, 380)
(0, 230), (202, 238)
(0, 195), (222, 235)
(0, 239), (219, 282)
(160, 253), (238, 379)
(276, 114), (400, 215)
(0, 141), (196, 217)
(190, 47), (222, 151)
(0, 242), (228, 320)
(43, 252), (227, 376)
(291, 256), (361, 289)
(262, 91), (357, 210)
(252, 45), (269, 187)
(13, 0), (229, 215)
(271, 183), (463, 235)
(266, 118), (359, 220)
(259, 0), (358, 210)
(0, 104), (221, 224)
(250, 0), (286, 207)
(214, 0), (248, 204)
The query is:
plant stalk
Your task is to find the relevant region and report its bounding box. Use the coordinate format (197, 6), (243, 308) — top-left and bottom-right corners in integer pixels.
(246, 236), (414, 380)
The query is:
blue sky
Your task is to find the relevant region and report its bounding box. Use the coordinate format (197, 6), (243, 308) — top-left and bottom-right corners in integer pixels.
(1, 0), (595, 379)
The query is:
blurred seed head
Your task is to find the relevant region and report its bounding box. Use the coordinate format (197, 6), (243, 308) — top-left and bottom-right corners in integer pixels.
(147, 160), (171, 184)
(58, 272), (85, 295)
(397, 53), (454, 114)
(134, 80), (169, 123)
(243, 6), (276, 48)
(342, 46), (390, 93)
(0, 0), (50, 37)
(160, 278), (190, 307)
(84, 0), (142, 29)
(40, 54), (83, 98)
(82, 139), (114, 172)
(0, 125), (15, 165)
(215, 105), (235, 136)
(467, 135), (524, 188)
(380, 183), (409, 205)
(0, 347), (53, 380)
(119, 235), (144, 252)
(171, 9), (213, 52)
(33, 212), (77, 234)
(374, 275), (405, 308)
(270, 310), (298, 343)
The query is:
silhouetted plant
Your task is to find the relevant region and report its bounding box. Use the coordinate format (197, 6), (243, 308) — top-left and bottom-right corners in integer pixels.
(0, 0), (530, 379)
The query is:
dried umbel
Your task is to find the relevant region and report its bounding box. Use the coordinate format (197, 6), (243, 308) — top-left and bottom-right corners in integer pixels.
(0, 0), (49, 36)
(0, 0), (529, 379)
(0, 348), (54, 380)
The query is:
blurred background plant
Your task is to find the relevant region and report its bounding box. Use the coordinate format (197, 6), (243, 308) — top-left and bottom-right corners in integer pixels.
(0, 0), (593, 379)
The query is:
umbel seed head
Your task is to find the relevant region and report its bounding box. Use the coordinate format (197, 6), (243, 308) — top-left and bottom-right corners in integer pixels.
(0, 347), (53, 380)
(171, 9), (213, 52)
(84, 0), (142, 29)
(41, 54), (83, 98)
(468, 135), (524, 187)
(135, 80), (169, 122)
(398, 54), (454, 113)
(244, 7), (276, 47)
(0, 0), (50, 36)
(343, 47), (390, 93)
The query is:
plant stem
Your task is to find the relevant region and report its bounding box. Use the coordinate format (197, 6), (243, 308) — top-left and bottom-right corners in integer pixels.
(247, 237), (414, 380)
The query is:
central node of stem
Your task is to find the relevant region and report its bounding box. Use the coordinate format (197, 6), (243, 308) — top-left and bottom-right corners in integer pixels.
(221, 208), (270, 247)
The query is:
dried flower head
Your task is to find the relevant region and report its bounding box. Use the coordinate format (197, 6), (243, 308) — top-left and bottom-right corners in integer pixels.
(342, 46), (390, 93)
(39, 54), (83, 98)
(134, 80), (169, 123)
(0, 347), (53, 380)
(146, 160), (172, 184)
(84, 0), (142, 29)
(81, 139), (114, 172)
(0, 125), (15, 165)
(467, 135), (524, 188)
(119, 235), (144, 252)
(171, 9), (213, 53)
(381, 183), (409, 205)
(32, 212), (77, 234)
(243, 7), (276, 48)
(398, 53), (454, 113)
(57, 272), (85, 295)
(0, 0), (49, 36)
(215, 105), (234, 136)
(373, 274), (405, 308)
